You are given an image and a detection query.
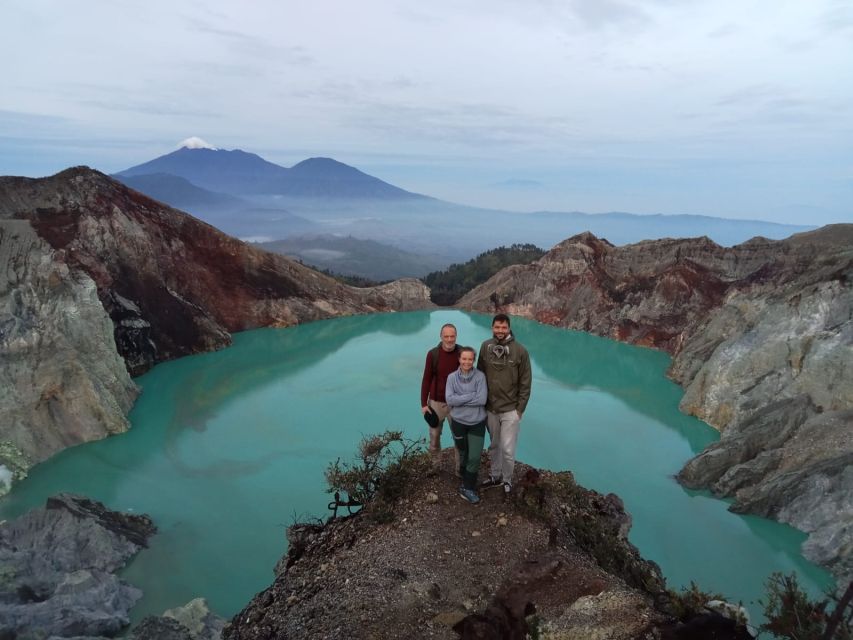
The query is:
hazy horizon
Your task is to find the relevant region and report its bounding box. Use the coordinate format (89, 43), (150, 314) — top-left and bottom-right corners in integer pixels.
(2, 1), (851, 226)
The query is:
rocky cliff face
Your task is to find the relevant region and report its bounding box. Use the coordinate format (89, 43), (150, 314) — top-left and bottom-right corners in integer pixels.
(222, 453), (724, 640)
(0, 220), (138, 492)
(0, 167), (432, 487)
(0, 167), (432, 377)
(459, 227), (853, 586)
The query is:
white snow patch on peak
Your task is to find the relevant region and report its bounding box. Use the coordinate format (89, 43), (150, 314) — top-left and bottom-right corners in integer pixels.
(178, 136), (217, 150)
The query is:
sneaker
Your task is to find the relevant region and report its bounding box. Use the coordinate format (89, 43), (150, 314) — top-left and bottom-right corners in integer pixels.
(480, 476), (503, 490)
(503, 482), (512, 495)
(458, 486), (481, 504)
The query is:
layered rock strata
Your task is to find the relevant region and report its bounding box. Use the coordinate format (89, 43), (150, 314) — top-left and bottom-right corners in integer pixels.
(0, 493), (156, 638)
(0, 220), (138, 493)
(458, 227), (853, 586)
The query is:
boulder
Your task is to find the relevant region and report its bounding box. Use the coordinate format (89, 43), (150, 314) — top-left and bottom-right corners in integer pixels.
(0, 494), (156, 638)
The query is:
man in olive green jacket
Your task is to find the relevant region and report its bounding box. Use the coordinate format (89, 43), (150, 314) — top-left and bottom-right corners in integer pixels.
(477, 313), (532, 494)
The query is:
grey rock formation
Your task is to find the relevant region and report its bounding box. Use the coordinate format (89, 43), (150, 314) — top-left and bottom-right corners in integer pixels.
(0, 220), (138, 495)
(0, 493), (156, 638)
(459, 225), (853, 586)
(130, 617), (194, 640)
(672, 238), (853, 587)
(130, 599), (225, 640)
(163, 598), (226, 640)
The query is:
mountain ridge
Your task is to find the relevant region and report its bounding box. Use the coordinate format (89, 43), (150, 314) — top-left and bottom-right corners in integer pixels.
(107, 144), (817, 256)
(116, 147), (426, 199)
(114, 171), (247, 210)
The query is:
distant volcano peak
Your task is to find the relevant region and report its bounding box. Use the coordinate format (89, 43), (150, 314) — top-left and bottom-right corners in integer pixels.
(290, 157), (357, 174)
(117, 146), (425, 199)
(178, 136), (217, 150)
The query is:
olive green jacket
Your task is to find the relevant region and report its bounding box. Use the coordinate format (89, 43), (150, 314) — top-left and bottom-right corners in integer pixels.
(477, 334), (532, 414)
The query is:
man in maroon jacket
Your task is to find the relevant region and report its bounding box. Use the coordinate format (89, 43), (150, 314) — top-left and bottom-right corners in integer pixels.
(421, 323), (462, 471)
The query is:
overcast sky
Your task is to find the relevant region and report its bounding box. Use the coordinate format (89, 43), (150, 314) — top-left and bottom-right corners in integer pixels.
(1, 0), (851, 224)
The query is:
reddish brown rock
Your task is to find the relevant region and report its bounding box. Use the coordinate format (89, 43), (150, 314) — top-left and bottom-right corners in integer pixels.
(460, 230), (848, 354)
(0, 167), (433, 376)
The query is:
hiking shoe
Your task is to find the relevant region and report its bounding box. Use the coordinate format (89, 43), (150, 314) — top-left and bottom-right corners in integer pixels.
(458, 486), (481, 505)
(480, 476), (503, 490)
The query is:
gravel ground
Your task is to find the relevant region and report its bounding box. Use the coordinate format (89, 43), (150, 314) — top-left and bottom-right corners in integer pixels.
(224, 450), (674, 639)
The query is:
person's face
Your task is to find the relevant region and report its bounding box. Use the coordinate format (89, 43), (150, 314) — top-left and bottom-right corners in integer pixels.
(492, 320), (510, 341)
(440, 327), (457, 351)
(459, 350), (475, 372)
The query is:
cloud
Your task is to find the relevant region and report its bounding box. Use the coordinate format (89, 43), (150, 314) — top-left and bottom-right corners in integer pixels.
(566, 0), (652, 31)
(0, 109), (69, 131)
(715, 84), (804, 108)
(185, 16), (314, 64)
(178, 136), (217, 150)
(393, 6), (447, 26)
(285, 75), (417, 106)
(348, 101), (573, 149)
(707, 23), (739, 38)
(820, 0), (853, 35)
(491, 179), (547, 189)
(384, 76), (417, 91)
(446, 0), (653, 33)
(77, 99), (220, 119)
(708, 84), (837, 133)
(179, 59), (268, 79)
(0, 0), (850, 224)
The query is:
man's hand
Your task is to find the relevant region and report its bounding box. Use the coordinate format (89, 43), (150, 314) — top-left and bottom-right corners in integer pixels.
(517, 410), (523, 421)
(422, 405), (430, 414)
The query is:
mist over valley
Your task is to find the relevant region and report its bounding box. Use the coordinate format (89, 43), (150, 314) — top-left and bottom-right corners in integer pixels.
(114, 145), (815, 281)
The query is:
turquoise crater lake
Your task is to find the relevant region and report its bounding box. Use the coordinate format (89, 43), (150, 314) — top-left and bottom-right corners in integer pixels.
(0, 310), (833, 622)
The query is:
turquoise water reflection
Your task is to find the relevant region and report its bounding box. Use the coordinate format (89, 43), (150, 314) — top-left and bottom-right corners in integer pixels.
(0, 311), (833, 622)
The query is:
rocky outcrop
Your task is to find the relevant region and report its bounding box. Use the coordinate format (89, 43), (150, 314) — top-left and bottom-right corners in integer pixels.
(0, 167), (432, 485)
(458, 226), (853, 586)
(131, 598), (225, 640)
(222, 454), (681, 640)
(223, 452), (754, 639)
(0, 167), (433, 377)
(0, 220), (138, 494)
(0, 493), (156, 638)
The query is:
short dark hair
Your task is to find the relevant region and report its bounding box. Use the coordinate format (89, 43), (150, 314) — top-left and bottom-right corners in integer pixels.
(492, 313), (511, 326)
(460, 346), (476, 357)
(440, 323), (457, 335)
